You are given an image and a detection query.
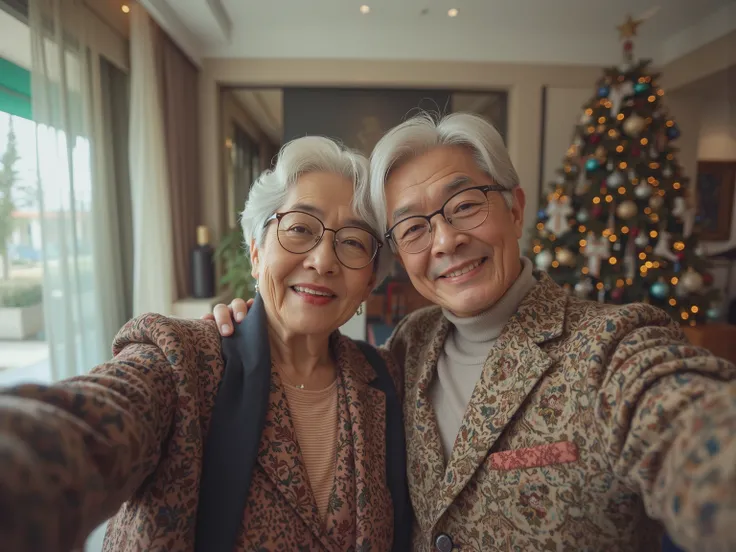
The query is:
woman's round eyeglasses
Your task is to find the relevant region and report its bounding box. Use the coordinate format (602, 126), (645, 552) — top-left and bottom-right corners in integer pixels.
(265, 211), (382, 269)
(385, 184), (507, 254)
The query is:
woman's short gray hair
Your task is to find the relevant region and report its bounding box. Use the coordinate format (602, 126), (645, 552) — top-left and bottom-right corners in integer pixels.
(366, 111), (520, 233)
(241, 135), (394, 286)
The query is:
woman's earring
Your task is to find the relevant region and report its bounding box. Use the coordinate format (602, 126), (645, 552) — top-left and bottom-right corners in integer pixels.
(356, 303), (363, 316)
(254, 282), (259, 294)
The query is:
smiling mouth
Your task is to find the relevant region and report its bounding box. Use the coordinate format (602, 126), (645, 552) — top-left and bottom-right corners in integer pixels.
(439, 257), (487, 279)
(290, 285), (337, 298)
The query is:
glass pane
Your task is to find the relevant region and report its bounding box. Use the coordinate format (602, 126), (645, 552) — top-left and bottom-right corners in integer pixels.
(0, 111), (49, 385)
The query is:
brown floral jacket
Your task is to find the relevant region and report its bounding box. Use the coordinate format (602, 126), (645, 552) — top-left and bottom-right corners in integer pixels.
(385, 271), (736, 552)
(0, 314), (402, 552)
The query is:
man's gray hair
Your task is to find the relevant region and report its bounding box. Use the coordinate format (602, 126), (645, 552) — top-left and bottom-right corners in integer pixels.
(241, 135), (394, 285)
(366, 112), (520, 233)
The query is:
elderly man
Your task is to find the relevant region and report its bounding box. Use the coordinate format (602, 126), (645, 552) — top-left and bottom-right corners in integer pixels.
(213, 112), (736, 552)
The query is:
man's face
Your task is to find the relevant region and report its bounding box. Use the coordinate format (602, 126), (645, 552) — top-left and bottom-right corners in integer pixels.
(384, 145), (525, 317)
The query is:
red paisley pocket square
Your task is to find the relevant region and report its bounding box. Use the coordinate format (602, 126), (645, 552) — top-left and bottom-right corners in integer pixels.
(488, 441), (579, 471)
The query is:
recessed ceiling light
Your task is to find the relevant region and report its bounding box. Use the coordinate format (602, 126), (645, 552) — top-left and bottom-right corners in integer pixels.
(360, 5), (370, 14)
(448, 8), (458, 17)
(121, 4), (130, 13)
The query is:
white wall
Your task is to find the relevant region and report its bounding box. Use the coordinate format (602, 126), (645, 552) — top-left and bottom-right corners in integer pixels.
(698, 96), (736, 160)
(542, 87), (592, 190)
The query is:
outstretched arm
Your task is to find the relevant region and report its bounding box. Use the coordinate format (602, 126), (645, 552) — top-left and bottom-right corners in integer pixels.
(0, 319), (179, 552)
(595, 307), (736, 551)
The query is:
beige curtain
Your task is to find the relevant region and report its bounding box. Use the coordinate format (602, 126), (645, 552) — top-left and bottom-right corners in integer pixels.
(129, 4), (175, 316)
(158, 28), (200, 300)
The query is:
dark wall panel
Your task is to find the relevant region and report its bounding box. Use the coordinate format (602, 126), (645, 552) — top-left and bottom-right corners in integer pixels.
(283, 88), (452, 155)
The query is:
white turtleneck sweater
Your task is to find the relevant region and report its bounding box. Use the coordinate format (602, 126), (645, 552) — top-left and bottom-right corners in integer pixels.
(430, 257), (537, 460)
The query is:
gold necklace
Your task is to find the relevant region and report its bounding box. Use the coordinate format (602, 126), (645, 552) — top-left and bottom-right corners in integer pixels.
(274, 363), (306, 389)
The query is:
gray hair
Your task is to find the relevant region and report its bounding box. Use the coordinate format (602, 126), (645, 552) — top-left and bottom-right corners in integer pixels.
(241, 135), (394, 285)
(366, 111), (520, 234)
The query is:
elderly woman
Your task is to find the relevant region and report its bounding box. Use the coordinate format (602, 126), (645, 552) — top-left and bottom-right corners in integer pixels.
(0, 136), (411, 552)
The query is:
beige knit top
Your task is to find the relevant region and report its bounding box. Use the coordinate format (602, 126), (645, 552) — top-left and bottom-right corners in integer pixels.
(282, 379), (339, 523)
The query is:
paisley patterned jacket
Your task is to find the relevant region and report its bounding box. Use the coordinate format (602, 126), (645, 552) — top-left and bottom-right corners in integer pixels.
(0, 311), (403, 552)
(385, 271), (736, 552)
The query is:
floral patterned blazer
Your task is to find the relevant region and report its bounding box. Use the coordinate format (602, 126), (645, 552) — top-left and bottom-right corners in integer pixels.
(385, 271), (736, 552)
(0, 297), (405, 552)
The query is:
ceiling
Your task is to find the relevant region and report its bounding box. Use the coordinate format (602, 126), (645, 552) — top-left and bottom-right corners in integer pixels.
(141, 0), (736, 67)
(0, 0), (129, 70)
(83, 0), (131, 38)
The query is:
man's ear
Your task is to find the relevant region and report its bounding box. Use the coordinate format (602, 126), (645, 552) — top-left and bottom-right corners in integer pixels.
(249, 238), (259, 280)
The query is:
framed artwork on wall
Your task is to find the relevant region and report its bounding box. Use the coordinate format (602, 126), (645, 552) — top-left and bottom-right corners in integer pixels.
(696, 160), (736, 241)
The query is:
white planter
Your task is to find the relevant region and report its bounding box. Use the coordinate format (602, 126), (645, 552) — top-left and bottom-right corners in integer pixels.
(0, 303), (44, 340)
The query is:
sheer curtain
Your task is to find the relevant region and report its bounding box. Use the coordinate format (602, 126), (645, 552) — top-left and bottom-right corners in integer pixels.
(129, 3), (175, 315)
(29, 0), (126, 379)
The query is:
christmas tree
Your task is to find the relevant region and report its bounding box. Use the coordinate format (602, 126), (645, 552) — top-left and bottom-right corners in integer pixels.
(531, 14), (720, 326)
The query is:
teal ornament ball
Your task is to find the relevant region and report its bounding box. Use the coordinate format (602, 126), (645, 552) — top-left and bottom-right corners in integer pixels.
(707, 307), (720, 321)
(634, 82), (649, 94)
(585, 158), (600, 172)
(650, 281), (669, 299)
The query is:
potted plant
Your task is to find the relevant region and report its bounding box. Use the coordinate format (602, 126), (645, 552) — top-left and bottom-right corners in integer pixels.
(215, 226), (256, 301)
(0, 281), (44, 339)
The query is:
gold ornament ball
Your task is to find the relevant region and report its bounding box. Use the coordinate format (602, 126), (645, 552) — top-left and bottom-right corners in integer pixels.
(556, 248), (576, 266)
(623, 114), (647, 136)
(649, 195), (664, 210)
(616, 200), (638, 219)
(680, 270), (704, 293)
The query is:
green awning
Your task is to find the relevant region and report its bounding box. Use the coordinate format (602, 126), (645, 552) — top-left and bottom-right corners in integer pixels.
(0, 57), (31, 120)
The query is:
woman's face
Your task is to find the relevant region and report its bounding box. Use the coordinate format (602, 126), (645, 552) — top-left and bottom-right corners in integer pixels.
(250, 171), (378, 338)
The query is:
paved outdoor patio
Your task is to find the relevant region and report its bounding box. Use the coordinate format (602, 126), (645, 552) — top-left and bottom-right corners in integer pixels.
(0, 340), (51, 385)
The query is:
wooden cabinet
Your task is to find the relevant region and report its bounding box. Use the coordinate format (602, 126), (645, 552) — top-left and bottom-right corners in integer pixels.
(682, 323), (736, 366)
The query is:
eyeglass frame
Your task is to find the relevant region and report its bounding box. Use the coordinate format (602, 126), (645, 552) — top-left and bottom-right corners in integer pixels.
(264, 210), (383, 269)
(384, 184), (508, 253)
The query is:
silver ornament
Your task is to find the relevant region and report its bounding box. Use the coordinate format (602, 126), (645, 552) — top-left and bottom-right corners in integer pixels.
(680, 270), (704, 293)
(535, 250), (554, 271)
(635, 234), (649, 248)
(574, 279), (593, 298)
(634, 183), (653, 199)
(607, 171), (624, 188)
